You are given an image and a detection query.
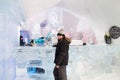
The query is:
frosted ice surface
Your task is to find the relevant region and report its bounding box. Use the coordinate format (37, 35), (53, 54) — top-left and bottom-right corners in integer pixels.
(14, 46), (120, 80)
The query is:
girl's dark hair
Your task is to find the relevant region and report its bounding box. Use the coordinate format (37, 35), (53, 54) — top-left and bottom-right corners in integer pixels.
(20, 35), (23, 38)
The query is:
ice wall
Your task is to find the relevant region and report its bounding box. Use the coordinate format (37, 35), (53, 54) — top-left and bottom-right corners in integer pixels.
(0, 14), (17, 80)
(0, 0), (25, 80)
(0, 13), (6, 80)
(60, 0), (120, 44)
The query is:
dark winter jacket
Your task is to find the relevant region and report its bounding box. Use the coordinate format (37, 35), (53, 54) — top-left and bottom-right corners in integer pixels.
(54, 38), (70, 66)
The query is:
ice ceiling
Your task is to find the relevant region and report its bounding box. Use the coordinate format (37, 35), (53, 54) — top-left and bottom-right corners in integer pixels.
(19, 0), (120, 26)
(1, 0), (120, 28)
(1, 0), (120, 44)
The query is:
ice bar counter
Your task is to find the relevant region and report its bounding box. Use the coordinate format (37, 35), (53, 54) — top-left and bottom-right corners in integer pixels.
(14, 45), (120, 80)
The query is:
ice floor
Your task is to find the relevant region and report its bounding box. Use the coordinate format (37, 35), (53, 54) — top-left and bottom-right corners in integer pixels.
(14, 46), (120, 80)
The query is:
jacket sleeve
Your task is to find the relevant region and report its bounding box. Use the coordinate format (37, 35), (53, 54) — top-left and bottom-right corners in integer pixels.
(55, 41), (68, 65)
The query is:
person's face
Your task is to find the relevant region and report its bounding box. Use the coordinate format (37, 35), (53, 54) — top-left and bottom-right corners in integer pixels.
(20, 38), (23, 40)
(57, 35), (63, 40)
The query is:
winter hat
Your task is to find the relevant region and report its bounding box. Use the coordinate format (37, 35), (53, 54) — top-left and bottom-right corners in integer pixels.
(57, 29), (65, 36)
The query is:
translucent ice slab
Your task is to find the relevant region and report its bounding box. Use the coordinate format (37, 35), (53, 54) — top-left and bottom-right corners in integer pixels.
(14, 45), (120, 80)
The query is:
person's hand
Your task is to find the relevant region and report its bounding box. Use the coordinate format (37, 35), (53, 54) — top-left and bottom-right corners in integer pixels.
(55, 65), (60, 68)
